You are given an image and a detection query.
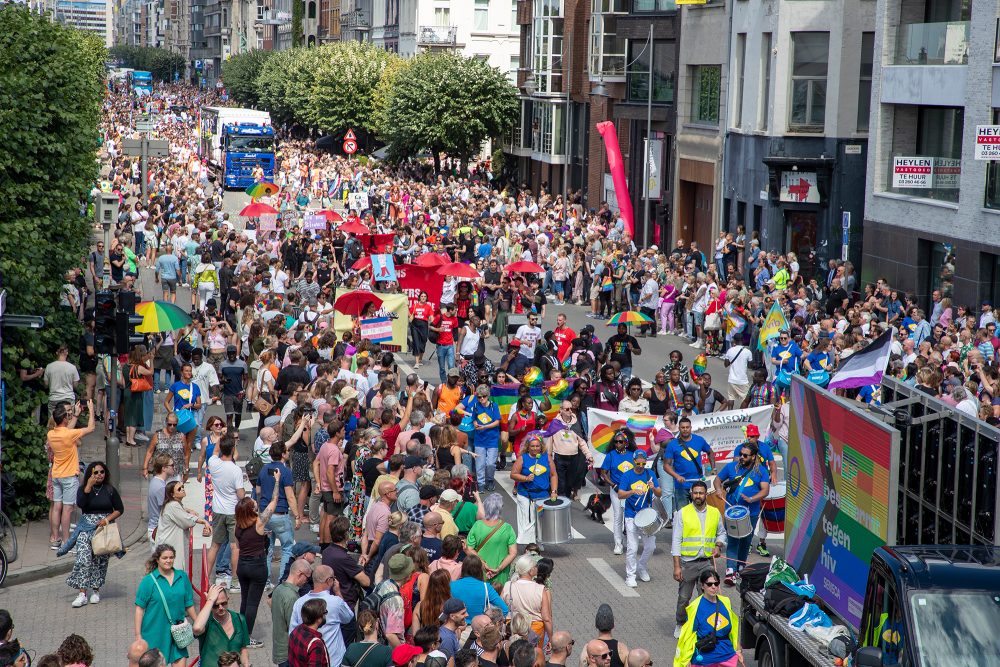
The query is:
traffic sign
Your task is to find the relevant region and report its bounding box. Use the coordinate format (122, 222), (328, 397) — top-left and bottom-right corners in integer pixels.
(344, 128), (357, 141)
(343, 139), (358, 155)
(136, 120), (154, 133)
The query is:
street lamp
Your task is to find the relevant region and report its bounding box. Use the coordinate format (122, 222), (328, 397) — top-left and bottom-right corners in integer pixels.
(590, 78), (610, 98)
(523, 73), (537, 97)
(641, 24), (654, 247)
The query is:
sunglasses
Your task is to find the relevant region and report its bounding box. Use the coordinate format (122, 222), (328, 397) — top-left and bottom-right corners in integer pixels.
(93, 469), (106, 475)
(704, 580), (721, 587)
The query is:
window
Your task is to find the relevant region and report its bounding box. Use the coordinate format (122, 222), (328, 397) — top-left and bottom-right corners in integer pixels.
(512, 0), (517, 27)
(691, 65), (721, 124)
(434, 7), (450, 25)
(532, 0), (563, 94)
(789, 32), (829, 131)
(257, 0), (264, 20)
(985, 109), (1000, 209)
(474, 0), (489, 31)
(858, 32), (874, 132)
(626, 38), (674, 103)
(307, 1), (315, 18)
(632, 0), (675, 10)
(886, 105), (963, 203)
(530, 99), (566, 155)
(758, 33), (771, 130)
(509, 55), (520, 83)
(589, 0), (627, 78)
(733, 33), (746, 128)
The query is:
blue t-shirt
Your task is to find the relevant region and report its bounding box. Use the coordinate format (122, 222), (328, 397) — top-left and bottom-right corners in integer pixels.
(471, 400), (501, 449)
(439, 625), (461, 658)
(169, 381), (201, 411)
(600, 448), (635, 490)
(716, 461), (767, 515)
(806, 351), (833, 372)
(772, 342), (802, 370)
(518, 453), (551, 500)
(691, 596), (737, 665)
(756, 441), (775, 478)
(664, 434), (712, 491)
(257, 461), (293, 514)
(155, 253), (180, 280)
(617, 468), (658, 518)
(858, 384), (881, 406)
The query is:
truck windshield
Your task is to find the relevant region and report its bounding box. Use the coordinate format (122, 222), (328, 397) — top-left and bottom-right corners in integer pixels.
(227, 136), (274, 153)
(910, 591), (1000, 666)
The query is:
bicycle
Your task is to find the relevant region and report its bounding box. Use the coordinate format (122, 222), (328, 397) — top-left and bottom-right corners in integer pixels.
(0, 509), (16, 587)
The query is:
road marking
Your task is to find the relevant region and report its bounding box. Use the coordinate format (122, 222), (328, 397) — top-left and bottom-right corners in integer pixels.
(587, 557), (640, 598)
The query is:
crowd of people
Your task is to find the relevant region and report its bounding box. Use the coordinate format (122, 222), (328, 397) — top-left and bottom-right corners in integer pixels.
(23, 71), (999, 667)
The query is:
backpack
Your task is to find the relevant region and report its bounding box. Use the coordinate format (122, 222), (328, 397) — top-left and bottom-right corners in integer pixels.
(738, 562), (770, 596)
(358, 580), (402, 621)
(763, 582), (809, 617)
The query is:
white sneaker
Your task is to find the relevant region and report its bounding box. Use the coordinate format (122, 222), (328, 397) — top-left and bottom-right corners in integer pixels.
(310, 523), (320, 534)
(638, 569), (651, 582)
(72, 593), (88, 608)
(613, 544), (624, 555)
(89, 591), (101, 604)
(690, 340), (703, 349)
(625, 577), (637, 588)
(674, 624), (682, 638)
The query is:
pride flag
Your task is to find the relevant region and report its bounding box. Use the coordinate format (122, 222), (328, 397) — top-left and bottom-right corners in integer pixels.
(625, 414), (658, 431)
(724, 309), (747, 340)
(757, 303), (789, 350)
(491, 382), (561, 427)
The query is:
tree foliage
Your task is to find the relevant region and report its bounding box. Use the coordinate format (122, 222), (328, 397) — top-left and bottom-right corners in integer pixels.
(109, 45), (185, 82)
(379, 52), (519, 169)
(221, 49), (274, 108)
(0, 5), (106, 522)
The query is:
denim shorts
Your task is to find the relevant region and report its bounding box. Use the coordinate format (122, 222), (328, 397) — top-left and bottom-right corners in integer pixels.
(53, 475), (80, 505)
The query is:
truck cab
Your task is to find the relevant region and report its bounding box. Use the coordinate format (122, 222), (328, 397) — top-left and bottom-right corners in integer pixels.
(857, 545), (1000, 667)
(220, 123), (275, 189)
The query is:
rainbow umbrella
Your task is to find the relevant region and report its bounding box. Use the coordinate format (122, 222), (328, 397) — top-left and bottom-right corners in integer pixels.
(135, 301), (192, 333)
(245, 182), (279, 197)
(606, 311), (653, 326)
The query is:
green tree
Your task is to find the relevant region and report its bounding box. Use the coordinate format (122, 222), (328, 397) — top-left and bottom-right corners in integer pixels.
(307, 42), (398, 135)
(255, 48), (300, 124)
(0, 6), (106, 522)
(221, 49), (273, 108)
(379, 52), (518, 172)
(109, 45), (185, 82)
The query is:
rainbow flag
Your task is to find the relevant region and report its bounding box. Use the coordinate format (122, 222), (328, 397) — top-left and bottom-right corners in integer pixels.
(724, 309), (747, 340)
(625, 414), (658, 432)
(601, 276), (614, 292)
(491, 382), (561, 427)
(690, 354), (708, 380)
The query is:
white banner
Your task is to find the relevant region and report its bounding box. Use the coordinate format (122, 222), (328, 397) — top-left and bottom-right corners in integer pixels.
(643, 138), (663, 200)
(975, 125), (1000, 160)
(892, 157), (932, 188)
(586, 405), (773, 467)
(347, 192), (369, 212)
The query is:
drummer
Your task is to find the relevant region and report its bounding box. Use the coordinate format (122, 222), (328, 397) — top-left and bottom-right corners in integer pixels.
(598, 429), (633, 556)
(713, 443), (770, 587)
(616, 449), (661, 589)
(510, 431), (558, 545)
(744, 423), (778, 558)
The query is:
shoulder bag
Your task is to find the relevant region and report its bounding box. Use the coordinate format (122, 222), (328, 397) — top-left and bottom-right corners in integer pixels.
(694, 597), (721, 654)
(130, 365), (153, 392)
(150, 574), (195, 649)
(92, 521), (123, 556)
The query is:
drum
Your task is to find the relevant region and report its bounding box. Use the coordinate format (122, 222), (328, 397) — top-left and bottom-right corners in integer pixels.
(634, 507), (664, 537)
(175, 408), (198, 434)
(707, 489), (726, 516)
(535, 497), (572, 544)
(761, 481), (786, 534)
(724, 505), (752, 539)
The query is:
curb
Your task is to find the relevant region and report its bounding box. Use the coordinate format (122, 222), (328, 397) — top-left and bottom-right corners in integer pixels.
(4, 520), (148, 588)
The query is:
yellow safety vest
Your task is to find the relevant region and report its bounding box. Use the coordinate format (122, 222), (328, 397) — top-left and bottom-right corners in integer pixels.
(679, 503), (721, 557)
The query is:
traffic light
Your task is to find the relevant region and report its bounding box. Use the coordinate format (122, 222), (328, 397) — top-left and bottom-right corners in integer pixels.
(94, 291), (117, 355)
(115, 290), (145, 354)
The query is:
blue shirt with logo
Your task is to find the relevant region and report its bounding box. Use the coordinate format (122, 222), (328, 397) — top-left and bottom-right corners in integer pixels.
(664, 434), (712, 493)
(617, 468), (658, 518)
(600, 448), (635, 490)
(471, 400), (501, 449)
(716, 461), (767, 515)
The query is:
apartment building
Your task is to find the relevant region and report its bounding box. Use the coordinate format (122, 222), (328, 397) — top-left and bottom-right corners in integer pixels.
(862, 0), (995, 307)
(53, 0), (116, 46)
(722, 0), (873, 268)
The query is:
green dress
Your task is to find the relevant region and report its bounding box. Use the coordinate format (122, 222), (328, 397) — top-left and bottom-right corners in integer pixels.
(197, 610), (249, 667)
(466, 520), (517, 586)
(136, 569), (195, 664)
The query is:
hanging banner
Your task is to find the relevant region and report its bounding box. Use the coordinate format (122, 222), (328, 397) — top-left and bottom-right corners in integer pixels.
(596, 121), (635, 239)
(586, 405), (773, 467)
(644, 138), (663, 201)
(892, 157), (933, 188)
(975, 125), (1000, 160)
(357, 233), (395, 253)
(397, 264), (445, 311)
(332, 292), (409, 352)
(257, 214), (278, 231)
(779, 171), (821, 203)
(370, 254), (398, 283)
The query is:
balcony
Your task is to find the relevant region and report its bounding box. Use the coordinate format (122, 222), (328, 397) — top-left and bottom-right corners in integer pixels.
(418, 25), (458, 47)
(894, 21), (969, 65)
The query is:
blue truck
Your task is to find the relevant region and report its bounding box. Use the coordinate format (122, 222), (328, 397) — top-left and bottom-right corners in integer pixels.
(199, 106), (275, 189)
(132, 70), (153, 96)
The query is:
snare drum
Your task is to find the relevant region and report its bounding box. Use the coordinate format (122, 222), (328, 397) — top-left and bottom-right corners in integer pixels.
(634, 507), (663, 537)
(761, 481), (786, 534)
(724, 505), (752, 539)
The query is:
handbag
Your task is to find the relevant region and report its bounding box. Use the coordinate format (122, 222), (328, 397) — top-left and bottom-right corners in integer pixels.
(776, 358), (798, 387)
(150, 575), (195, 649)
(92, 521), (123, 556)
(129, 365), (153, 392)
(704, 311), (722, 331)
(254, 391), (274, 415)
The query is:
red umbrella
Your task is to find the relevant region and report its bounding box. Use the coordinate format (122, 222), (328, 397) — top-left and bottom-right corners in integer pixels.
(334, 290), (383, 317)
(504, 261), (545, 274)
(317, 210), (345, 223)
(414, 253), (450, 268)
(438, 262), (481, 280)
(351, 256), (372, 271)
(339, 219), (370, 235)
(239, 202), (278, 217)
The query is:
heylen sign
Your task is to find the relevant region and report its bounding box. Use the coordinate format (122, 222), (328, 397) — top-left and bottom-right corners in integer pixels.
(892, 157), (932, 188)
(976, 125), (1000, 160)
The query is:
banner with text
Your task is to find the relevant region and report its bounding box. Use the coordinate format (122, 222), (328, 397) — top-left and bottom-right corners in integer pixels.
(357, 233), (395, 254)
(976, 125), (1000, 160)
(397, 264), (445, 311)
(347, 192), (369, 212)
(892, 157), (932, 188)
(785, 376), (898, 629)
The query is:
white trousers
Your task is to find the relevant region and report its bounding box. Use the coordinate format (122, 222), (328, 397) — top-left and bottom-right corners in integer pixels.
(609, 491), (625, 549)
(515, 494), (540, 545)
(624, 518), (655, 579)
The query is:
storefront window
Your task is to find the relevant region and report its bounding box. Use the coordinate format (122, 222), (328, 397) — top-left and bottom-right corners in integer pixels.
(626, 39), (674, 103)
(920, 239), (955, 300)
(589, 0), (627, 78)
(884, 106), (963, 203)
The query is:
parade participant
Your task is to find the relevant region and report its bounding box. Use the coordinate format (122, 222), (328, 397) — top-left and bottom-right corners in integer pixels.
(661, 417), (715, 511)
(674, 570), (741, 667)
(546, 401), (592, 501)
(410, 292), (435, 369)
(616, 449), (660, 588)
(471, 384), (502, 492)
(430, 304), (460, 384)
(670, 481), (725, 639)
(599, 430), (633, 555)
(713, 443), (769, 586)
(191, 584), (251, 667)
(510, 432), (557, 545)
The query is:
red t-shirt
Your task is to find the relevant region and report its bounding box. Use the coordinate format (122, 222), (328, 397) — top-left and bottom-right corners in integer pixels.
(434, 315), (458, 346)
(411, 302), (435, 321)
(552, 325), (576, 363)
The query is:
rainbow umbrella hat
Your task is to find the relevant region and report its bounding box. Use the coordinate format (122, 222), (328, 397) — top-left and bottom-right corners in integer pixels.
(135, 301), (193, 333)
(606, 311), (653, 326)
(245, 182), (279, 198)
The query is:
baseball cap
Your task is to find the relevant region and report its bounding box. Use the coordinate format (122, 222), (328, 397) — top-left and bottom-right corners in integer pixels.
(419, 485), (442, 501)
(404, 455), (425, 469)
(439, 598), (466, 621)
(447, 367), (461, 378)
(632, 449), (648, 461)
(392, 644), (422, 666)
(440, 488), (462, 503)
